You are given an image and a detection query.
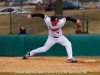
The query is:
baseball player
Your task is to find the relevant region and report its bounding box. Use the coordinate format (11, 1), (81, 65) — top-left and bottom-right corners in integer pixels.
(23, 13), (81, 63)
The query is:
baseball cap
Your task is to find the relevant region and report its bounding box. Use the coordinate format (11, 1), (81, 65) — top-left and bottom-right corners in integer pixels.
(51, 16), (59, 24)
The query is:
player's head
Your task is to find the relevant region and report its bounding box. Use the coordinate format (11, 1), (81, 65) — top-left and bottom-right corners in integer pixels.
(51, 16), (59, 26)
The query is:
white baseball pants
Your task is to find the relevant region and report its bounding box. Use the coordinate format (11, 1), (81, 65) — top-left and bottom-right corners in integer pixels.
(30, 35), (73, 59)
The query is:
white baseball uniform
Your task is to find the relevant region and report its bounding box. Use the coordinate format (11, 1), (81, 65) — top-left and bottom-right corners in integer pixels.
(29, 15), (73, 59)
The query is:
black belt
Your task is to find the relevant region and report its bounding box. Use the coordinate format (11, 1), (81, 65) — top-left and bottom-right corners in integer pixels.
(53, 35), (61, 38)
(53, 36), (59, 38)
(50, 35), (61, 38)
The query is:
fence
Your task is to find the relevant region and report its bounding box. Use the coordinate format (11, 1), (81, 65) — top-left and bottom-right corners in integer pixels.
(8, 13), (86, 35)
(0, 34), (100, 56)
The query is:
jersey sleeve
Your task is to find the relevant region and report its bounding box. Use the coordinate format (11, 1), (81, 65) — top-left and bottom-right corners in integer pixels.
(66, 16), (77, 23)
(43, 15), (50, 20)
(44, 15), (51, 26)
(31, 13), (45, 19)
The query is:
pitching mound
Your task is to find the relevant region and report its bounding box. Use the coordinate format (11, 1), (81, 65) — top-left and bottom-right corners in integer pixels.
(0, 56), (100, 73)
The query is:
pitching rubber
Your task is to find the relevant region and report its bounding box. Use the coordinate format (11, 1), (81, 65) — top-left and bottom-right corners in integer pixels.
(78, 60), (99, 63)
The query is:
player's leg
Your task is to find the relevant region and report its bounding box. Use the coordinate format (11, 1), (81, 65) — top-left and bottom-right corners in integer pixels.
(23, 36), (56, 59)
(57, 35), (73, 59)
(57, 35), (78, 63)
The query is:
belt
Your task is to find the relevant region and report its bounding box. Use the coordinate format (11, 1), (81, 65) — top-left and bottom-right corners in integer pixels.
(52, 35), (61, 38)
(53, 36), (59, 38)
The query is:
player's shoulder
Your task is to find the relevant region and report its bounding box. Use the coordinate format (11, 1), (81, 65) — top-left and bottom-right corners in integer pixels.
(59, 18), (66, 22)
(44, 15), (49, 19)
(44, 15), (50, 21)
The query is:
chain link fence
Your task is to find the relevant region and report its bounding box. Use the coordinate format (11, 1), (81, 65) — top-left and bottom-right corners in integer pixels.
(7, 13), (87, 35)
(0, 13), (89, 35)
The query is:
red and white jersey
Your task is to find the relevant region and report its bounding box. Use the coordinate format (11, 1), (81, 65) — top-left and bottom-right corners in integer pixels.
(44, 15), (66, 37)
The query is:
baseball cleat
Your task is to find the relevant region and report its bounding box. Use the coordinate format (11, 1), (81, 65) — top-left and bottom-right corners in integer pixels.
(68, 59), (78, 63)
(23, 51), (30, 60)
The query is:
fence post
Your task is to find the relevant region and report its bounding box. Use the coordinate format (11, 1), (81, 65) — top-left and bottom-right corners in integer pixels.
(9, 11), (12, 34)
(86, 16), (89, 34)
(82, 12), (85, 32)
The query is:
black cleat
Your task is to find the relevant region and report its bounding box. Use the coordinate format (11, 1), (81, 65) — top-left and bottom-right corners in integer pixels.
(23, 51), (30, 60)
(68, 59), (78, 63)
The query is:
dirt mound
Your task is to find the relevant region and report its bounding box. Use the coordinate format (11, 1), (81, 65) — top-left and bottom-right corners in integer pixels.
(0, 57), (100, 73)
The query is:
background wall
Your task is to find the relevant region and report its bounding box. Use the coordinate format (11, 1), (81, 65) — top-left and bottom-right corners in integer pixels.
(0, 34), (100, 56)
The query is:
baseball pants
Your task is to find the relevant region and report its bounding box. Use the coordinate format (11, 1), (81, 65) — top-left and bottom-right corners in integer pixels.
(30, 35), (73, 59)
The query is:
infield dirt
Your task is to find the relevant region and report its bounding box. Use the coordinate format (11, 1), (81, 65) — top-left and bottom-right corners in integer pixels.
(0, 57), (100, 73)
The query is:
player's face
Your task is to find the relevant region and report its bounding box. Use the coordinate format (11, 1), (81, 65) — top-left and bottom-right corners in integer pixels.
(51, 21), (57, 26)
(51, 20), (60, 26)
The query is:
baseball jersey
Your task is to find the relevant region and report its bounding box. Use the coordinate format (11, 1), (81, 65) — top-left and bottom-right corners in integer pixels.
(44, 15), (66, 37)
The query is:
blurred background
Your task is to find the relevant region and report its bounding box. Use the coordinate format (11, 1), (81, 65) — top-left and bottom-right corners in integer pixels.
(0, 0), (100, 34)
